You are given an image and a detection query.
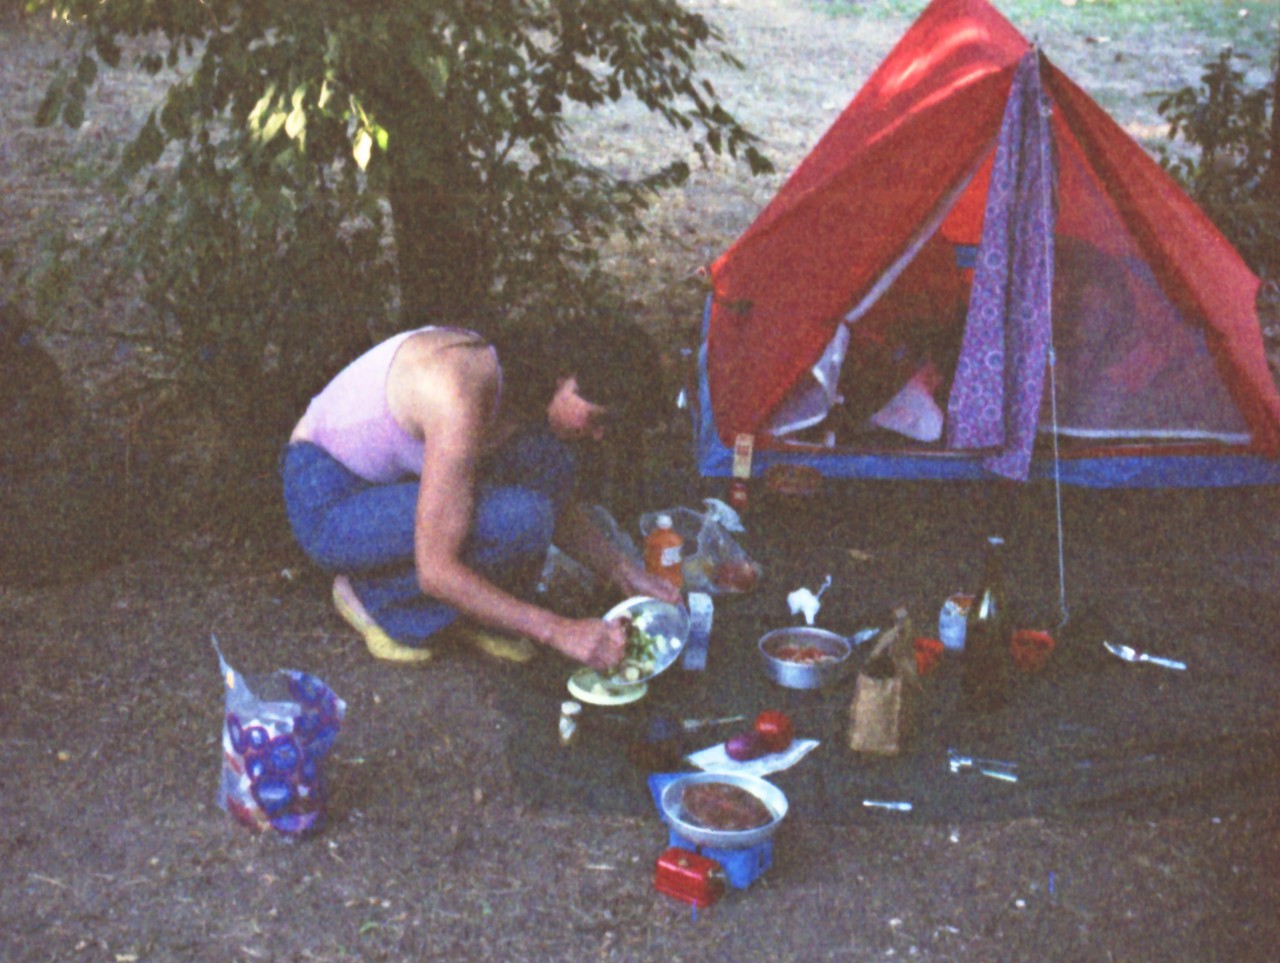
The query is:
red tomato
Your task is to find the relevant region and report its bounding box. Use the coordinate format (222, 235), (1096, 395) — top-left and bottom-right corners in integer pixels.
(913, 637), (944, 677)
(753, 710), (794, 753)
(714, 559), (759, 592)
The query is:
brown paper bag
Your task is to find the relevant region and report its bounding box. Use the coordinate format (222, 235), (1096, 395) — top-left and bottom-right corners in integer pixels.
(847, 607), (921, 756)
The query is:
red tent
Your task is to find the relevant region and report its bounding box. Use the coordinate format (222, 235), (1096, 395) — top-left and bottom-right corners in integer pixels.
(698, 0), (1280, 486)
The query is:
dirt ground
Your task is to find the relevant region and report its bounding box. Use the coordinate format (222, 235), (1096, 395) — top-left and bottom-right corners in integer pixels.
(3, 1), (1280, 961)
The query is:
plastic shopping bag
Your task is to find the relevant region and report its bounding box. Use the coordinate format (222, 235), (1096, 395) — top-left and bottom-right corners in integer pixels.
(214, 637), (346, 838)
(639, 499), (761, 595)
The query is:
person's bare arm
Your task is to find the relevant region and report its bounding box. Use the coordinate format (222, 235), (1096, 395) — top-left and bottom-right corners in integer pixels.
(553, 502), (683, 604)
(394, 344), (626, 669)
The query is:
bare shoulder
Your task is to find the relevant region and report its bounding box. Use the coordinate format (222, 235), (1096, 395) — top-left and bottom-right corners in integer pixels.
(387, 329), (498, 437)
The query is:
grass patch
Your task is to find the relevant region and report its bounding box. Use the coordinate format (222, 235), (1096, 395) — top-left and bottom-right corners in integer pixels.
(811, 0), (1278, 143)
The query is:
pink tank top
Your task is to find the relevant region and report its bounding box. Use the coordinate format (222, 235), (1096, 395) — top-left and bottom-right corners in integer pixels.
(302, 327), (495, 483)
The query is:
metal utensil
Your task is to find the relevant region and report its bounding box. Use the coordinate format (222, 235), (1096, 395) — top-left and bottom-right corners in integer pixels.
(863, 800), (913, 812)
(600, 713), (745, 733)
(947, 749), (1019, 783)
(676, 714), (748, 732)
(1103, 640), (1187, 671)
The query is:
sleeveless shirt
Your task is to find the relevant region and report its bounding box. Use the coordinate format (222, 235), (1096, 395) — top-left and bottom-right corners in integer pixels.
(302, 327), (495, 483)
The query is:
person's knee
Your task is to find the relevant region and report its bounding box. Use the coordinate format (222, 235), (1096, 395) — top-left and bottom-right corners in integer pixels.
(472, 486), (556, 562)
(491, 428), (576, 513)
(500, 488), (556, 556)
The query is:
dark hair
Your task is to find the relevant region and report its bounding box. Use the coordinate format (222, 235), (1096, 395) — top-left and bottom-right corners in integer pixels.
(489, 315), (664, 429)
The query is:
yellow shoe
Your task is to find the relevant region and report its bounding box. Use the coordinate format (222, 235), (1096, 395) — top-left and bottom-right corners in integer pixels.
(332, 577), (433, 665)
(450, 622), (538, 664)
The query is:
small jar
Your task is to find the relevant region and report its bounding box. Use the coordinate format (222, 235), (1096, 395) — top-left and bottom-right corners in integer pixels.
(558, 700), (582, 747)
(939, 593), (973, 654)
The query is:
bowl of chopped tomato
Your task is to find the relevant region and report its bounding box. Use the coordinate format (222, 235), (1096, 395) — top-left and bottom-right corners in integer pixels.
(758, 626), (855, 689)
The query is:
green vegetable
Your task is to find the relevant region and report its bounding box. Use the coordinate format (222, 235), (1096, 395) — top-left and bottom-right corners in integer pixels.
(609, 618), (664, 683)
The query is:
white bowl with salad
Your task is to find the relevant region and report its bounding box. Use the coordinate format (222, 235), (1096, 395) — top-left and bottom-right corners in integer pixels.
(567, 596), (690, 705)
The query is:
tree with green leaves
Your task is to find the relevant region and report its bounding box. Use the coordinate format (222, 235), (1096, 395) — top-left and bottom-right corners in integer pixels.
(1155, 43), (1280, 281)
(28, 0), (769, 437)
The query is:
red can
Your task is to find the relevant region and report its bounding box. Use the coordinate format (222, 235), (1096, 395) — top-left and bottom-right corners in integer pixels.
(728, 478), (749, 512)
(654, 847), (725, 908)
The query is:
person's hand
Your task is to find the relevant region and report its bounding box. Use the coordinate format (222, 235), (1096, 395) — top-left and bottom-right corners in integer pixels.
(612, 563), (683, 606)
(553, 617), (628, 672)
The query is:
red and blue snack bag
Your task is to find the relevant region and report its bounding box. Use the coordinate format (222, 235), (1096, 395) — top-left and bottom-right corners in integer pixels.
(214, 638), (346, 838)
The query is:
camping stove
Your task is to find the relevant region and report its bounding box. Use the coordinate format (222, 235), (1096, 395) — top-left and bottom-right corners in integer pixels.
(663, 827), (774, 891)
(647, 772), (776, 895)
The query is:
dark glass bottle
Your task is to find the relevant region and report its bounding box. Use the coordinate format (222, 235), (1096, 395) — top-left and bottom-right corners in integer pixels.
(961, 535), (1010, 713)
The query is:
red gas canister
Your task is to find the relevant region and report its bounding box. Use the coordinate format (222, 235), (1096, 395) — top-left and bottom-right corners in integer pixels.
(654, 847), (725, 907)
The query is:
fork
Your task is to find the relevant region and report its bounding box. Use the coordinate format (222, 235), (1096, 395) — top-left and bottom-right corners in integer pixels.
(1103, 640), (1187, 671)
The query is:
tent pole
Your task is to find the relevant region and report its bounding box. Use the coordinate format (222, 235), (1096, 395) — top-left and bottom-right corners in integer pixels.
(1037, 46), (1070, 630)
(1047, 345), (1070, 630)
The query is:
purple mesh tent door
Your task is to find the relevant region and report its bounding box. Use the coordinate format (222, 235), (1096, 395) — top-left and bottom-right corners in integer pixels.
(946, 51), (1056, 482)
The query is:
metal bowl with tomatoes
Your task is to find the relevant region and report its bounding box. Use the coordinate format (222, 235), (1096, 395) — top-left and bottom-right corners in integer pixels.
(757, 626), (856, 689)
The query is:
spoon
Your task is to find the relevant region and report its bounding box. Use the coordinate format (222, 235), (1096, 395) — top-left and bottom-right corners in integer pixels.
(1103, 640), (1187, 671)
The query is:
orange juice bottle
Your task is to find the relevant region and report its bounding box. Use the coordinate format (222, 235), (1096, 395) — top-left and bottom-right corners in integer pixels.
(644, 515), (684, 590)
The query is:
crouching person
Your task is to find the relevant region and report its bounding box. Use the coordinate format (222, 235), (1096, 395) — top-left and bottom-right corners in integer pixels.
(280, 316), (680, 669)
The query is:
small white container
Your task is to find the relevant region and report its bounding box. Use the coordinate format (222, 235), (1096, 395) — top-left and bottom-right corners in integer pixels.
(938, 594), (973, 654)
(558, 700), (582, 746)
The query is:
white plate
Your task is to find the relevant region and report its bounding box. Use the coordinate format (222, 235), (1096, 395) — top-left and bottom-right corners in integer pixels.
(567, 669), (648, 706)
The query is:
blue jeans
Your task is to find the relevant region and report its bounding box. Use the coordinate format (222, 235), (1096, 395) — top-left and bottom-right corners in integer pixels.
(281, 427), (576, 645)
